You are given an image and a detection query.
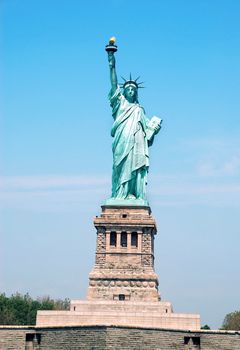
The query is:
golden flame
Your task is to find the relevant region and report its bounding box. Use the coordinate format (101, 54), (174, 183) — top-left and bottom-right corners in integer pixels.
(109, 36), (116, 45)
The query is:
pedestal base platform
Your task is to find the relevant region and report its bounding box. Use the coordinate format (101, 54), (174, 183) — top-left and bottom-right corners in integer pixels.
(36, 300), (200, 331)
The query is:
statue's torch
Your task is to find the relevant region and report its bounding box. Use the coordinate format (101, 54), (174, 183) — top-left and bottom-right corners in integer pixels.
(105, 37), (118, 53)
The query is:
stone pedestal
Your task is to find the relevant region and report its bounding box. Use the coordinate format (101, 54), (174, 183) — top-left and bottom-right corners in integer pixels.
(87, 205), (159, 302)
(36, 205), (201, 330)
(37, 300), (200, 330)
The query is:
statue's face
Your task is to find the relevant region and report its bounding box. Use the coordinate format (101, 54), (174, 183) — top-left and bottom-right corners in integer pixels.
(124, 85), (137, 103)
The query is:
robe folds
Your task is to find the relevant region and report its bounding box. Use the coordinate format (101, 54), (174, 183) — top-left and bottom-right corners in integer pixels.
(109, 86), (152, 199)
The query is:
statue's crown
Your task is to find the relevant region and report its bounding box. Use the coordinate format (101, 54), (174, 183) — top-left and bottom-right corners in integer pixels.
(120, 74), (144, 89)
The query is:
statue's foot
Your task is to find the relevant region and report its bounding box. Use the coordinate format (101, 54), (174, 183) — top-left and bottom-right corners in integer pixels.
(126, 194), (136, 200)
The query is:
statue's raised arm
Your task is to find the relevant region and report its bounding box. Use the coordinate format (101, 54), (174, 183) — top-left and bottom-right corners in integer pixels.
(106, 37), (118, 94)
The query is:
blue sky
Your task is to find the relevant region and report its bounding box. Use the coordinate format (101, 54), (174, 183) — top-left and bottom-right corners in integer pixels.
(1, 0), (240, 329)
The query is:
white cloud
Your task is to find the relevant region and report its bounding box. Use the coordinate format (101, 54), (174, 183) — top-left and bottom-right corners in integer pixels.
(177, 137), (240, 177)
(0, 175), (110, 212)
(1, 170), (240, 212)
(148, 170), (240, 207)
(0, 175), (109, 190)
(197, 154), (240, 177)
(180, 137), (240, 152)
(223, 154), (240, 175)
(150, 184), (240, 196)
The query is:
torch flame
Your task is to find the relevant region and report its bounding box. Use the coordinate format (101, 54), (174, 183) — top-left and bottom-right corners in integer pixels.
(109, 36), (116, 45)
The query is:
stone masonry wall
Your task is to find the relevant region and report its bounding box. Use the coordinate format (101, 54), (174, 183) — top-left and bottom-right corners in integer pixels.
(1, 325), (240, 350)
(0, 327), (36, 350)
(104, 327), (240, 349)
(39, 326), (106, 350)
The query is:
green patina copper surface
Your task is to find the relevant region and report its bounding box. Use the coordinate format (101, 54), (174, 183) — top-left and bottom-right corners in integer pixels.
(105, 40), (162, 206)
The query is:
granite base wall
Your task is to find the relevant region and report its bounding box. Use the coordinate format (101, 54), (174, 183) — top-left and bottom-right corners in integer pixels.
(1, 325), (240, 350)
(0, 327), (36, 350)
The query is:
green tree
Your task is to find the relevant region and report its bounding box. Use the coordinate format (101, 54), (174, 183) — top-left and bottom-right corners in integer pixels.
(201, 324), (211, 330)
(222, 311), (240, 330)
(0, 294), (15, 324)
(0, 293), (70, 325)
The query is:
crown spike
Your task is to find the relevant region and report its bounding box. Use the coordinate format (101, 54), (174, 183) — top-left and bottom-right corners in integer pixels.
(120, 74), (145, 89)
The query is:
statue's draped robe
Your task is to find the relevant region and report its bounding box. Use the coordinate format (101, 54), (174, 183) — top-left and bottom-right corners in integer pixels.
(109, 86), (152, 199)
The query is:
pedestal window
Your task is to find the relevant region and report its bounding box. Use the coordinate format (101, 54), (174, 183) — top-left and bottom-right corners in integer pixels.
(110, 231), (117, 246)
(121, 232), (127, 247)
(131, 232), (138, 247)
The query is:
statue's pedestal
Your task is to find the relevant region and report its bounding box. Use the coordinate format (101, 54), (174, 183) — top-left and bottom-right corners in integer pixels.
(87, 205), (159, 302)
(36, 205), (200, 330)
(36, 300), (200, 330)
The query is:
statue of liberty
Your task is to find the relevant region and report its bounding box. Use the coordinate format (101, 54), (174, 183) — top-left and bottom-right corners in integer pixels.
(105, 38), (162, 205)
